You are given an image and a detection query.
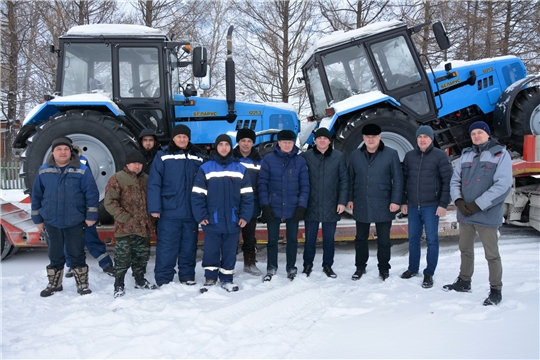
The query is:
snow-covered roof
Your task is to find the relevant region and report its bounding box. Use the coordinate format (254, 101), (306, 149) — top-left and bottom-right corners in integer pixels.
(302, 20), (405, 66)
(65, 24), (167, 37)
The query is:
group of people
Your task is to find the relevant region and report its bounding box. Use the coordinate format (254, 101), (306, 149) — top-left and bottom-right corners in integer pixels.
(31, 119), (511, 305)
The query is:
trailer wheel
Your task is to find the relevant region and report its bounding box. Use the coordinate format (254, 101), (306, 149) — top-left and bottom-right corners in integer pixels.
(334, 108), (417, 161)
(510, 87), (540, 153)
(20, 110), (139, 224)
(1, 226), (18, 260)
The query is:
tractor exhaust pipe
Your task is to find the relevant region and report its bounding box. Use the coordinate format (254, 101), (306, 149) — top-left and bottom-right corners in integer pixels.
(226, 26), (236, 122)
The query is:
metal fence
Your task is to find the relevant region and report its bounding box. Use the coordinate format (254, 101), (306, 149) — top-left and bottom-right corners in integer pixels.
(1, 161), (24, 189)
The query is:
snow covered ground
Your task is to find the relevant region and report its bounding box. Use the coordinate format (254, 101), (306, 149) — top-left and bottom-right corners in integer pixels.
(1, 190), (539, 359)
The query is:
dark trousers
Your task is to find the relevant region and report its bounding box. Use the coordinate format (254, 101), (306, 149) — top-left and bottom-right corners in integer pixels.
(241, 217), (258, 254)
(266, 217), (299, 274)
(202, 232), (240, 283)
(114, 235), (151, 278)
(64, 224), (113, 269)
(354, 221), (392, 272)
(303, 221), (337, 267)
(44, 222), (86, 269)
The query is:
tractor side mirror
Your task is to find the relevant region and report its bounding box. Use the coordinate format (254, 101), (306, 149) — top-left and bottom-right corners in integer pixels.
(433, 21), (451, 51)
(199, 65), (212, 91)
(192, 46), (208, 78)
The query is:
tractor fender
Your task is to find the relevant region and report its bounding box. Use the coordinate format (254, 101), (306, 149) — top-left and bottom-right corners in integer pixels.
(493, 74), (540, 138)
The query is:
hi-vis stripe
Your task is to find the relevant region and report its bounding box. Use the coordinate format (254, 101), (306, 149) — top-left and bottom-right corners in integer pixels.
(39, 168), (85, 175)
(161, 154), (203, 162)
(202, 266), (234, 275)
(205, 171), (244, 180)
(240, 187), (253, 194)
(192, 186), (207, 195)
(240, 162), (261, 171)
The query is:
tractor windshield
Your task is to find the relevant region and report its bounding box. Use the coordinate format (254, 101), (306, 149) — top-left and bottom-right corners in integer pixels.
(62, 43), (113, 97)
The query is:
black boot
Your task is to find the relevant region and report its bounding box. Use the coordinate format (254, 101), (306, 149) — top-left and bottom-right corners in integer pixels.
(200, 278), (217, 293)
(243, 253), (262, 276)
(114, 275), (125, 298)
(351, 268), (366, 281)
(40, 266), (64, 297)
(323, 266), (337, 278)
(483, 288), (502, 306)
(422, 275), (434, 289)
(302, 264), (313, 277)
(65, 267), (74, 278)
(72, 265), (92, 295)
(134, 273), (157, 290)
(443, 277), (471, 292)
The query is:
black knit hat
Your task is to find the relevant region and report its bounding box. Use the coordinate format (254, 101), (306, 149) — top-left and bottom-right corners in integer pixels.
(215, 134), (233, 148)
(469, 121), (491, 136)
(277, 130), (296, 141)
(362, 124), (381, 135)
(171, 124), (191, 139)
(236, 128), (256, 143)
(416, 125), (434, 140)
(51, 136), (73, 151)
(125, 151), (146, 165)
(138, 128), (158, 142)
(313, 127), (331, 140)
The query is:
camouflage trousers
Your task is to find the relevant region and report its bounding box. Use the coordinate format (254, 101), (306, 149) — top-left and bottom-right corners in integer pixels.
(114, 235), (151, 278)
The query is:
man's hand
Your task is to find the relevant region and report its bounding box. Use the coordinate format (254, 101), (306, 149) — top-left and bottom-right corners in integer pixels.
(337, 204), (345, 214)
(347, 201), (354, 211)
(292, 206), (306, 221)
(435, 206), (447, 217)
(200, 219), (209, 225)
(151, 213), (161, 218)
(454, 199), (472, 216)
(260, 205), (275, 223)
(85, 220), (96, 227)
(389, 203), (400, 212)
(400, 204), (408, 215)
(238, 219), (247, 228)
(36, 223), (45, 233)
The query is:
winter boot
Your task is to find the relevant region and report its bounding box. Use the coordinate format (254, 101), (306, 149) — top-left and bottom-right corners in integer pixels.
(134, 273), (158, 290)
(200, 278), (217, 293)
(65, 267), (74, 278)
(221, 282), (239, 292)
(102, 266), (115, 277)
(483, 288), (502, 306)
(243, 253), (262, 276)
(262, 273), (273, 282)
(114, 275), (125, 298)
(422, 275), (434, 289)
(443, 277), (471, 292)
(40, 266), (64, 297)
(72, 265), (92, 295)
(323, 266), (337, 278)
(351, 268), (366, 281)
(379, 270), (389, 281)
(401, 270), (418, 279)
(180, 278), (197, 286)
(302, 264), (313, 277)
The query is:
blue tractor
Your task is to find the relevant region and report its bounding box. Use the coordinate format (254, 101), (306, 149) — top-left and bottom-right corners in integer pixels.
(298, 20), (540, 160)
(13, 25), (299, 221)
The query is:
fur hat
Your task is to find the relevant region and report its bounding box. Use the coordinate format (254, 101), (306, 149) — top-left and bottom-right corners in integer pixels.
(125, 151), (146, 165)
(416, 125), (434, 140)
(277, 130), (296, 141)
(51, 137), (73, 151)
(313, 127), (331, 140)
(236, 128), (256, 143)
(171, 124), (191, 139)
(361, 124), (381, 136)
(468, 121), (491, 136)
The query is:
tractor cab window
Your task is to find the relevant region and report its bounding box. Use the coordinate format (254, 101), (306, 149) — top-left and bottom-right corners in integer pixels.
(118, 47), (160, 98)
(305, 65), (327, 119)
(62, 43), (112, 97)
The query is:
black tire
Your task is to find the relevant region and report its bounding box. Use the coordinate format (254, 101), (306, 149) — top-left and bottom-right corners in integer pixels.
(1, 226), (18, 260)
(20, 110), (139, 224)
(510, 87), (540, 154)
(334, 108), (418, 161)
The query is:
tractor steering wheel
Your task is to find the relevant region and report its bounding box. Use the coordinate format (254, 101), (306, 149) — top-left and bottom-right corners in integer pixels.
(128, 79), (153, 95)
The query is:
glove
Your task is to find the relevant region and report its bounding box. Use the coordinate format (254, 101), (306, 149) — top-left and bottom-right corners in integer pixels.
(292, 206), (306, 221)
(454, 199), (472, 216)
(465, 202), (481, 215)
(260, 205), (275, 223)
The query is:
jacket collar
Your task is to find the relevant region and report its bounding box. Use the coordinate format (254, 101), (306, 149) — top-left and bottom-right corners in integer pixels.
(360, 140), (385, 153)
(313, 145), (333, 157)
(233, 146), (262, 162)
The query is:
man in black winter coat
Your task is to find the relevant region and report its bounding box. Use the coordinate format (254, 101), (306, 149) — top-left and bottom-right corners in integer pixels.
(347, 124), (403, 281)
(301, 127), (348, 278)
(400, 125), (453, 289)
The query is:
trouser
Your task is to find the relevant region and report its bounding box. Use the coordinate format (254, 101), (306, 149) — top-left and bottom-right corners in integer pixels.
(154, 218), (198, 285)
(114, 235), (151, 278)
(266, 217), (299, 274)
(202, 232), (240, 283)
(303, 221), (337, 268)
(407, 205), (440, 276)
(44, 222), (86, 270)
(458, 223), (502, 289)
(354, 221), (392, 272)
(64, 224), (113, 269)
(241, 217), (258, 254)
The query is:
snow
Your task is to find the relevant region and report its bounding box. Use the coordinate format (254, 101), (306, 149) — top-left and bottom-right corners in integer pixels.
(2, 189), (539, 359)
(66, 24), (166, 37)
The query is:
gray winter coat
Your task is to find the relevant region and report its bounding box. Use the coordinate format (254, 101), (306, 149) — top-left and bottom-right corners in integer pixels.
(302, 146), (349, 222)
(348, 142), (403, 223)
(450, 139), (512, 227)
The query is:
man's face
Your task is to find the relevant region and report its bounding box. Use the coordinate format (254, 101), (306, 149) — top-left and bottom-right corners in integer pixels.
(141, 136), (155, 151)
(52, 145), (71, 166)
(278, 140), (294, 153)
(172, 134), (189, 149)
(417, 134), (433, 152)
(314, 136), (331, 152)
(363, 134), (381, 153)
(471, 129), (489, 146)
(238, 138), (254, 156)
(217, 141), (231, 157)
(126, 162), (143, 174)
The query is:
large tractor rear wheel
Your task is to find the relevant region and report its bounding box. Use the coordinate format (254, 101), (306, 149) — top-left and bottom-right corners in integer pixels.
(510, 87), (540, 154)
(20, 110), (139, 224)
(334, 108), (418, 161)
(1, 226), (18, 260)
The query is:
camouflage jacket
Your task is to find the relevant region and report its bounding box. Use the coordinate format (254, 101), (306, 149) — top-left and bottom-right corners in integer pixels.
(104, 167), (156, 238)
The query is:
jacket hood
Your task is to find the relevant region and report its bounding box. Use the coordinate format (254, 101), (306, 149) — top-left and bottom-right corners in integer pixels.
(46, 150), (81, 168)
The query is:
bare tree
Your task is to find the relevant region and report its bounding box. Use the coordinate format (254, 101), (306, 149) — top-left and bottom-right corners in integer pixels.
(318, 0), (392, 31)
